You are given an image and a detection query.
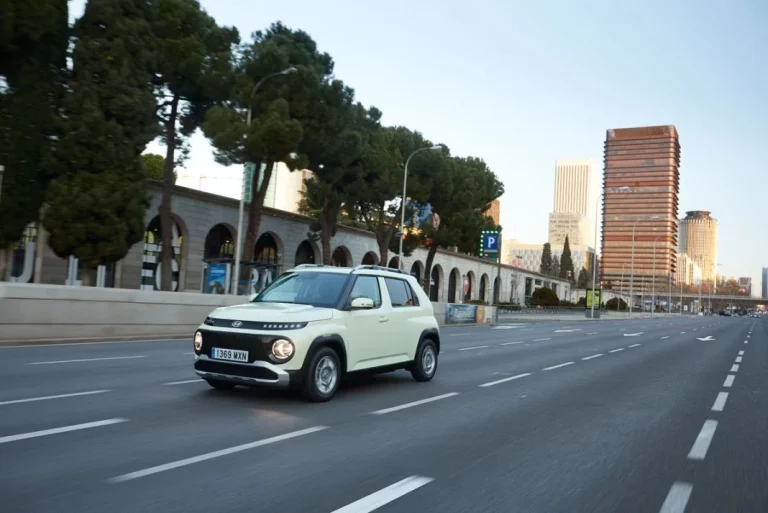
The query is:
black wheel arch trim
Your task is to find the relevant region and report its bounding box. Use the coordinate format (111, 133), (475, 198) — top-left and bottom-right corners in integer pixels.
(419, 328), (441, 353)
(304, 334), (348, 373)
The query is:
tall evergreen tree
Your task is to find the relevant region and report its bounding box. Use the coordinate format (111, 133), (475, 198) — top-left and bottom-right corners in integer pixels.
(551, 255), (561, 278)
(577, 267), (590, 288)
(560, 235), (575, 280)
(540, 242), (553, 275)
(43, 0), (158, 282)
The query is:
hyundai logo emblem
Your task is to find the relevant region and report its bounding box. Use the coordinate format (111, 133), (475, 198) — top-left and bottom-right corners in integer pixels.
(231, 321), (243, 328)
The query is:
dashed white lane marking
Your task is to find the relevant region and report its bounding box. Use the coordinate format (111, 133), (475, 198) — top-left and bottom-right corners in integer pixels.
(712, 392), (729, 412)
(164, 379), (203, 386)
(628, 343), (642, 348)
(458, 345), (490, 351)
(731, 364), (740, 372)
(723, 375), (735, 387)
(735, 356), (742, 363)
(738, 350), (744, 356)
(0, 389), (110, 407)
(659, 481), (693, 513)
(371, 393), (460, 415)
(542, 362), (574, 371)
(688, 419), (718, 461)
(0, 418), (127, 444)
(479, 373), (532, 388)
(27, 356), (146, 365)
(609, 348), (625, 353)
(109, 426), (328, 483)
(661, 336), (670, 339)
(500, 341), (523, 346)
(330, 475), (434, 513)
(587, 332), (598, 335)
(533, 338), (551, 342)
(680, 332), (686, 334)
(744, 340), (749, 344)
(582, 354), (603, 361)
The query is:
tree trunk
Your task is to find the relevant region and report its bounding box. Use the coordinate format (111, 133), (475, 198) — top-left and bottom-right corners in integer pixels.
(319, 197), (338, 265)
(159, 94), (179, 292)
(242, 160), (274, 266)
(377, 235), (389, 268)
(423, 243), (438, 295)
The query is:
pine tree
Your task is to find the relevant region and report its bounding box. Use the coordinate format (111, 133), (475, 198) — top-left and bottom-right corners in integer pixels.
(551, 255), (561, 277)
(540, 242), (553, 275)
(577, 267), (590, 288)
(560, 235), (575, 280)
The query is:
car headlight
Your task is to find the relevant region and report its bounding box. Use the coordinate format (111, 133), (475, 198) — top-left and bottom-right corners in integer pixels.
(271, 339), (294, 360)
(194, 331), (203, 352)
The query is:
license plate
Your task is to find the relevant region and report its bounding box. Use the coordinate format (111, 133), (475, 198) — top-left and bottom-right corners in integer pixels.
(211, 347), (248, 362)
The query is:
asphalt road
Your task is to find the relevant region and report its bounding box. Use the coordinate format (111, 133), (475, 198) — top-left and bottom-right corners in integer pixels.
(0, 315), (764, 512)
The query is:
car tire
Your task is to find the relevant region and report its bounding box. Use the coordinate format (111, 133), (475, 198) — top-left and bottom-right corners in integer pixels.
(411, 339), (438, 382)
(302, 347), (341, 402)
(205, 379), (236, 390)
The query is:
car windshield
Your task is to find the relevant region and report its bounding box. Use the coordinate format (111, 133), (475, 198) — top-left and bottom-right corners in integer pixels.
(252, 271), (349, 308)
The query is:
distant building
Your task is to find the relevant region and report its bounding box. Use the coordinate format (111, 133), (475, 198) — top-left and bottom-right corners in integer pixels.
(484, 199), (500, 226)
(763, 268), (768, 298)
(601, 125), (681, 292)
(548, 159), (600, 248)
(678, 211), (718, 283)
(738, 277), (752, 296)
(676, 253), (702, 286)
(502, 239), (595, 280)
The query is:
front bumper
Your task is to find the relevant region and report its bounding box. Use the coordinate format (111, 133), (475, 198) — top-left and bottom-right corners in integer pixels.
(194, 354), (291, 388)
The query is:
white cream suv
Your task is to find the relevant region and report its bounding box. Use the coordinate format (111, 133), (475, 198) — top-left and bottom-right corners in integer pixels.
(193, 264), (441, 402)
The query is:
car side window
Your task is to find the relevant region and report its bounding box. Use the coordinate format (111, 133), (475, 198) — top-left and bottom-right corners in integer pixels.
(384, 278), (419, 307)
(348, 275), (382, 308)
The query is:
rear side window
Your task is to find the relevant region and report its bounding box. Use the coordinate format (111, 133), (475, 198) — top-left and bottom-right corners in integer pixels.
(384, 278), (419, 307)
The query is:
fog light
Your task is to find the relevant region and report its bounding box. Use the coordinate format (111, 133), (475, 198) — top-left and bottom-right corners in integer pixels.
(194, 331), (203, 352)
(272, 339), (294, 360)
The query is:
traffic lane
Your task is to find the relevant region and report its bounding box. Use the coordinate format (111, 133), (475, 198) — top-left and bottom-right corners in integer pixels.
(11, 310), (744, 513)
(684, 319), (766, 512)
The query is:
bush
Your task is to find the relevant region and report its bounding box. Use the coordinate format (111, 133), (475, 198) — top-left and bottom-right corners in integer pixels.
(559, 300), (577, 307)
(606, 297), (628, 311)
(531, 287), (559, 307)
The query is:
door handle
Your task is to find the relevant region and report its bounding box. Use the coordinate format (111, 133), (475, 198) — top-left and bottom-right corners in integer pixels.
(378, 316), (389, 323)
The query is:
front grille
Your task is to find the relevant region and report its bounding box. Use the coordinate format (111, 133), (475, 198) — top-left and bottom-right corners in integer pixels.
(195, 360), (279, 381)
(199, 330), (271, 363)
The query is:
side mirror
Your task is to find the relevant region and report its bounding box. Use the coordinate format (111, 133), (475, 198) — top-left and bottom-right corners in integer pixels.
(350, 297), (374, 310)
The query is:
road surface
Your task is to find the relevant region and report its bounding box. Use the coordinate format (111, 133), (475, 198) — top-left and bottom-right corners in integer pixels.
(0, 316), (764, 512)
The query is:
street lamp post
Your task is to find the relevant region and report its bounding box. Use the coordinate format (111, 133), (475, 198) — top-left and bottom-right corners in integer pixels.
(0, 165), (4, 209)
(398, 145), (442, 267)
(232, 67), (297, 295)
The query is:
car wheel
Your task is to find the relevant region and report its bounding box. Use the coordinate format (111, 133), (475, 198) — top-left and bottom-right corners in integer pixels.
(205, 379), (236, 390)
(302, 347), (341, 402)
(411, 339), (438, 382)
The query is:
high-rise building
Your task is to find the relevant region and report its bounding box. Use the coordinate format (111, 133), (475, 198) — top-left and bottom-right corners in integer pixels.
(502, 239), (595, 278)
(678, 211), (718, 283)
(600, 125), (681, 292)
(548, 159), (600, 248)
(762, 268), (768, 298)
(484, 199), (500, 225)
(676, 253), (702, 286)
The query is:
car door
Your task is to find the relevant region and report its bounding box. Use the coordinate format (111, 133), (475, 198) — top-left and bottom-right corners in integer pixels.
(382, 277), (422, 360)
(343, 274), (396, 371)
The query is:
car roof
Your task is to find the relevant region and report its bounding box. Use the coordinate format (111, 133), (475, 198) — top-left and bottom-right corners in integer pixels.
(291, 264), (414, 278)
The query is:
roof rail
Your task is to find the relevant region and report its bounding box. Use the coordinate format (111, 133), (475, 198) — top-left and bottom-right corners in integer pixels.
(294, 264), (325, 269)
(353, 264), (409, 276)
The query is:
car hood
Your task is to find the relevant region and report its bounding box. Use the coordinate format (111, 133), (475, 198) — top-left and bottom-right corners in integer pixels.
(209, 302), (334, 323)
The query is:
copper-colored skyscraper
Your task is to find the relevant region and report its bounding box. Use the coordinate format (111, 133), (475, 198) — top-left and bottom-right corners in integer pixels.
(601, 125), (681, 293)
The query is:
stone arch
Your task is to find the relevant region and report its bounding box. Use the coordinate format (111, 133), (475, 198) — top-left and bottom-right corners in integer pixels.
(203, 223), (235, 261)
(448, 267), (461, 303)
(429, 264), (444, 302)
(294, 240), (319, 266)
(332, 245), (352, 267)
(464, 271), (476, 302)
(254, 232), (283, 266)
(480, 273), (490, 303)
(143, 214), (189, 291)
(494, 275), (502, 304)
(361, 251), (379, 265)
(410, 261), (424, 286)
(388, 256), (400, 269)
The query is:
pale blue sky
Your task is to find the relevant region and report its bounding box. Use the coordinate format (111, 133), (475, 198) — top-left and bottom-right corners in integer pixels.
(70, 0), (768, 290)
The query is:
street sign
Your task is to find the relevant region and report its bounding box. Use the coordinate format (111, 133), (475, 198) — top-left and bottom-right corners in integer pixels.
(479, 230), (500, 258)
(242, 162), (255, 203)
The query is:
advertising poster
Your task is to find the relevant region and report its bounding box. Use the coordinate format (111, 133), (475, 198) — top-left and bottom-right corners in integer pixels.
(446, 304), (477, 324)
(208, 264), (227, 294)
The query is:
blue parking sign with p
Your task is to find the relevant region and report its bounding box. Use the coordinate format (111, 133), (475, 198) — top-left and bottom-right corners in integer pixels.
(483, 233), (499, 252)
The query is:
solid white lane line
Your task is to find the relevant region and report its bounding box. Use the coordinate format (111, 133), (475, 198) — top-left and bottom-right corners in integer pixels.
(533, 338), (551, 342)
(731, 364), (740, 372)
(724, 375), (735, 387)
(500, 341), (523, 346)
(542, 362), (574, 371)
(582, 354), (603, 361)
(28, 356), (146, 365)
(711, 392), (729, 412)
(609, 348), (624, 353)
(458, 345), (490, 351)
(0, 389), (109, 407)
(164, 379), (203, 386)
(371, 393), (459, 415)
(688, 419), (718, 460)
(109, 426), (328, 483)
(738, 350), (744, 355)
(0, 418), (127, 444)
(331, 476), (434, 513)
(628, 343), (642, 348)
(735, 356), (742, 363)
(659, 482), (693, 513)
(661, 336), (670, 339)
(479, 373), (532, 388)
